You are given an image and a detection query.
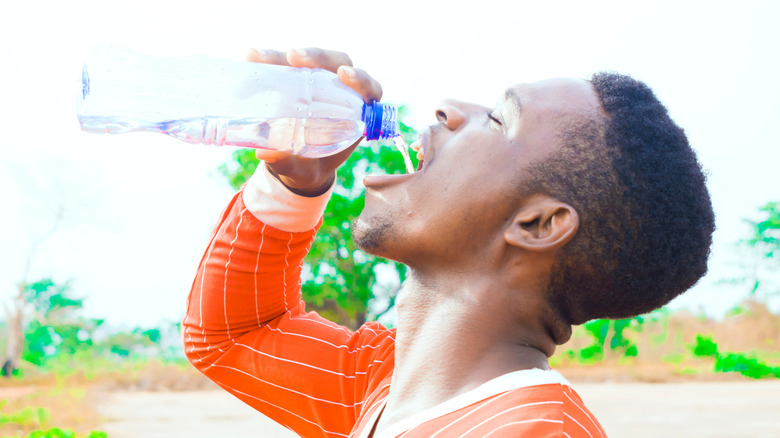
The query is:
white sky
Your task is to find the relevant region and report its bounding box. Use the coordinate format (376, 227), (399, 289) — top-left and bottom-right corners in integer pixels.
(1, 0), (778, 327)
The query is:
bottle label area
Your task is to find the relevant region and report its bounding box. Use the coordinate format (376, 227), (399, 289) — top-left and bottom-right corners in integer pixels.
(78, 116), (366, 157)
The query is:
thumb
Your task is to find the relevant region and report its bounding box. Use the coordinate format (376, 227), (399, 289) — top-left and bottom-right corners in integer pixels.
(255, 148), (292, 164)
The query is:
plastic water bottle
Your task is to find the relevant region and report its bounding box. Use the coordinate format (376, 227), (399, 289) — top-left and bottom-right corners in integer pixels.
(77, 44), (399, 158)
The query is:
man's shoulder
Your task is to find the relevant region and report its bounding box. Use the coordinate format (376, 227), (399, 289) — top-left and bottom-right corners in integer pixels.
(498, 381), (606, 438)
(381, 370), (606, 437)
(459, 382), (605, 437)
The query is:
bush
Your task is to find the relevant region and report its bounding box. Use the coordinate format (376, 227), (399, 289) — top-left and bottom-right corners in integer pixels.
(691, 334), (780, 379)
(24, 428), (107, 438)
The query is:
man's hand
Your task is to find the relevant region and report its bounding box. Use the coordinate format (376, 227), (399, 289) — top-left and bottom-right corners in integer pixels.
(246, 47), (383, 197)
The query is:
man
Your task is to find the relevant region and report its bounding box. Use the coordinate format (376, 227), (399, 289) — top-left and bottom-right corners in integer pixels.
(183, 48), (714, 437)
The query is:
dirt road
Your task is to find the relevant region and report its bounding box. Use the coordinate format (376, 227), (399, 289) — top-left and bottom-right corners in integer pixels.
(98, 390), (295, 438)
(578, 380), (780, 437)
(99, 380), (780, 437)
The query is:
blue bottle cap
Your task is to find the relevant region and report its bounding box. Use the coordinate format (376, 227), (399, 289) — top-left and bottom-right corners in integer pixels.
(362, 102), (399, 140)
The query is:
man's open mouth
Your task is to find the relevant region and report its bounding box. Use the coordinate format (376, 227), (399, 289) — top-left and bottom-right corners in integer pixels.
(411, 129), (430, 172)
(411, 138), (425, 172)
(364, 130), (429, 188)
(363, 172), (415, 188)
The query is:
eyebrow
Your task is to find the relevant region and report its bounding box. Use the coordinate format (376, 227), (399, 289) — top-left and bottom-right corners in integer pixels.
(504, 88), (523, 112)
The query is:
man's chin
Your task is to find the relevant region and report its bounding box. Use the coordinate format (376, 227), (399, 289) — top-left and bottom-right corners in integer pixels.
(352, 215), (393, 257)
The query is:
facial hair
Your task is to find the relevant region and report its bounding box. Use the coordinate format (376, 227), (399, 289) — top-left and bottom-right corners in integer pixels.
(352, 214), (394, 256)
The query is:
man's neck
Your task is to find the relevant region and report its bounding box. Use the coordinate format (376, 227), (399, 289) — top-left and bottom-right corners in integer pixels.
(373, 271), (554, 435)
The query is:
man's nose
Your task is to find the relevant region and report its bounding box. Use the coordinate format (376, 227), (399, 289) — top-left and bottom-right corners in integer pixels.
(434, 100), (468, 131)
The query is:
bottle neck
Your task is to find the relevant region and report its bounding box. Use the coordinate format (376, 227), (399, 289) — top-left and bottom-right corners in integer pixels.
(362, 102), (399, 140)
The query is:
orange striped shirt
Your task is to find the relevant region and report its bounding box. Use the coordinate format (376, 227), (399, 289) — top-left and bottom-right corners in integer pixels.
(183, 176), (606, 438)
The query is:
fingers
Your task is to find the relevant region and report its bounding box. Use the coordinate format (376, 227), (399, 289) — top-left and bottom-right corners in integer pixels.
(286, 47), (352, 72)
(337, 66), (383, 103)
(288, 47), (381, 103)
(246, 48), (290, 66)
(255, 148), (291, 163)
(249, 47), (382, 104)
(256, 140), (359, 170)
(321, 139), (360, 168)
(260, 152), (336, 197)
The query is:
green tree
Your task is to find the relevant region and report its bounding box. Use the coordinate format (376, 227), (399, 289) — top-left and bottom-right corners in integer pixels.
(691, 334), (780, 379)
(576, 316), (643, 362)
(2, 160), (102, 376)
(104, 327), (162, 357)
(746, 201), (780, 260)
(218, 107), (417, 329)
(731, 201), (780, 298)
(20, 279), (102, 367)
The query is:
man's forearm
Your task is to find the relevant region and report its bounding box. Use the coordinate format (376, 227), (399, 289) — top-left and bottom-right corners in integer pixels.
(182, 165), (333, 359)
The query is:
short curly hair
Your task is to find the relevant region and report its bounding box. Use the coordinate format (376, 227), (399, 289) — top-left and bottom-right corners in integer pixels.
(526, 72), (715, 326)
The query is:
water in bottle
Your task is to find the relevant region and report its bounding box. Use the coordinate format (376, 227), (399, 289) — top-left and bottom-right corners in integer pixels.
(77, 44), (399, 159)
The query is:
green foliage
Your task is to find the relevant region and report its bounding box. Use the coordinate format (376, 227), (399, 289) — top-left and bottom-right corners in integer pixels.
(217, 106), (419, 328)
(0, 402), (50, 429)
(20, 280), (102, 367)
(661, 353), (686, 365)
(691, 334), (780, 379)
(747, 201), (780, 260)
(16, 278), (176, 370)
(726, 201), (780, 298)
(624, 345), (639, 357)
(0, 404), (104, 438)
(715, 353), (780, 379)
(691, 335), (719, 358)
(105, 327), (162, 357)
(6, 428), (107, 438)
(576, 316), (644, 362)
(216, 144), (262, 191)
(23, 279), (82, 319)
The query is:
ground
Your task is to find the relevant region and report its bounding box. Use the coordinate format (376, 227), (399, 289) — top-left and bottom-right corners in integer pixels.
(97, 380), (780, 438)
(3, 302), (778, 436)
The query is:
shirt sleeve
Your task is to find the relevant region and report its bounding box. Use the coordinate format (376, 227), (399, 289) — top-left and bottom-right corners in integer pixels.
(182, 166), (396, 438)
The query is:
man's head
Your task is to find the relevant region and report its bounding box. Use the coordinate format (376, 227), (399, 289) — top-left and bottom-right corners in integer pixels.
(355, 78), (600, 267)
(527, 72), (715, 325)
(355, 72), (714, 331)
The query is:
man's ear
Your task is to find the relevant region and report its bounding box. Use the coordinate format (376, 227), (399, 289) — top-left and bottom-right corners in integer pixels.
(504, 195), (580, 252)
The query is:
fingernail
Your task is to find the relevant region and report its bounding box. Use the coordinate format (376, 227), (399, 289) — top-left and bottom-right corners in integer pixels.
(253, 48), (268, 57)
(341, 66), (356, 78)
(294, 48), (308, 58)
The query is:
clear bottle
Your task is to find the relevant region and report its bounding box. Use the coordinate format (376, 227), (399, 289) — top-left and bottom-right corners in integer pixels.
(77, 44), (399, 158)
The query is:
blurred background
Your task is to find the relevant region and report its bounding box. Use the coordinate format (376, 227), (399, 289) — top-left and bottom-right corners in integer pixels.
(1, 1), (778, 437)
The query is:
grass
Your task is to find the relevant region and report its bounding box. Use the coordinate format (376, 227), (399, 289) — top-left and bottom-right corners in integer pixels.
(552, 299), (780, 382)
(2, 427), (107, 438)
(0, 299), (778, 434)
(0, 358), (212, 437)
(0, 380), (97, 437)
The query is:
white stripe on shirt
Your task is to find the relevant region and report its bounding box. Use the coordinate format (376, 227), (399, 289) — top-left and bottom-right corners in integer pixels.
(233, 341), (384, 378)
(482, 419), (565, 437)
(282, 233), (292, 309)
(565, 412), (594, 438)
(427, 389), (516, 438)
(211, 363), (366, 407)
(254, 223), (266, 326)
(220, 382), (350, 437)
(455, 401), (564, 438)
(224, 207), (246, 338)
(564, 390), (604, 438)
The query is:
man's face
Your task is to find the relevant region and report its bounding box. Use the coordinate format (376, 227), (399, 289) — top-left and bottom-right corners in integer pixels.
(353, 78), (602, 267)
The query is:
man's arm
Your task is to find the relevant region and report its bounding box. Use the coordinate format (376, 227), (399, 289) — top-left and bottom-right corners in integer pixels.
(182, 48), (393, 437)
(182, 166), (395, 438)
